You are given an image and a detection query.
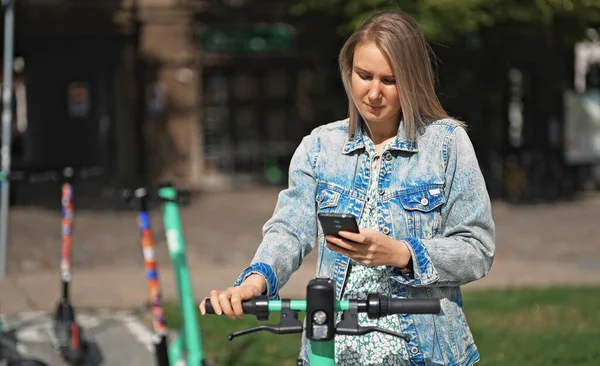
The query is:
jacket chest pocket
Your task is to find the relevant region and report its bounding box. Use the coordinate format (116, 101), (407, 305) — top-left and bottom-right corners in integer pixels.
(315, 186), (343, 278)
(316, 187), (341, 211)
(396, 185), (445, 239)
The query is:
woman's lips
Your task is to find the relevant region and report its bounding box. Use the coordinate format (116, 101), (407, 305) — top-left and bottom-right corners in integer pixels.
(366, 104), (384, 111)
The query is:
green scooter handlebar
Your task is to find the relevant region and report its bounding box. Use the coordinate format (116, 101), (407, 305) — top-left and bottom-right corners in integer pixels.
(205, 291), (440, 366)
(204, 294), (440, 318)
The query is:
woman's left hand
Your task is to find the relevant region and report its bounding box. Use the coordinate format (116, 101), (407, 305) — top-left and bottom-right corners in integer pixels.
(326, 228), (412, 268)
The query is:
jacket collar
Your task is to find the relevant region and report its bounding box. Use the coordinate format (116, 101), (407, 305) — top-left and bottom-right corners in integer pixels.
(343, 117), (419, 154)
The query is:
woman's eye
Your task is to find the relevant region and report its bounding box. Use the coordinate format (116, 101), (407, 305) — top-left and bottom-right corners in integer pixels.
(358, 73), (372, 80)
(382, 79), (396, 85)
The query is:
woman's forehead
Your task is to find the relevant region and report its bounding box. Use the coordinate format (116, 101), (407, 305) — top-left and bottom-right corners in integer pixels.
(353, 42), (394, 75)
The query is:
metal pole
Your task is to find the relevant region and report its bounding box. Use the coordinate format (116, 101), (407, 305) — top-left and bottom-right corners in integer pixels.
(0, 0), (16, 277)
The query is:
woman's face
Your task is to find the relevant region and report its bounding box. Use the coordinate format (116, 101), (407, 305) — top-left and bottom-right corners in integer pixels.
(351, 41), (401, 128)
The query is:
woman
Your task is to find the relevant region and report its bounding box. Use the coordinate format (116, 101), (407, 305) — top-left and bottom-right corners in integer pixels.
(201, 10), (495, 366)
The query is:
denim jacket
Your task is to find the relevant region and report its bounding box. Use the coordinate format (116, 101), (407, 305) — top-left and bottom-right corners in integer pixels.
(234, 118), (495, 366)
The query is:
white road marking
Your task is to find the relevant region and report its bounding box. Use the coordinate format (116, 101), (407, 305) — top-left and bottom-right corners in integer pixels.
(118, 314), (155, 352)
(75, 313), (101, 328)
(2, 310), (156, 352)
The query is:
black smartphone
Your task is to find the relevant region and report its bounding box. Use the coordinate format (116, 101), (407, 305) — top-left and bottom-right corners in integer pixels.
(317, 213), (360, 237)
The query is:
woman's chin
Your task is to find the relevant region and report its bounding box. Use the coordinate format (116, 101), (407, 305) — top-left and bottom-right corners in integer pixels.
(363, 114), (390, 125)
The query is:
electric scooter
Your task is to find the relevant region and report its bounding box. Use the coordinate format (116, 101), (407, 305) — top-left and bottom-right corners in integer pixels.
(0, 168), (89, 366)
(206, 277), (441, 366)
(122, 187), (169, 366)
(51, 167), (87, 365)
(122, 183), (210, 366)
(48, 166), (102, 364)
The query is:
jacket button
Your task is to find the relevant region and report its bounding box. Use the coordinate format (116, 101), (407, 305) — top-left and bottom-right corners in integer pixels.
(384, 152), (392, 161)
(382, 227), (390, 235)
(420, 197), (429, 206)
(411, 346), (419, 355)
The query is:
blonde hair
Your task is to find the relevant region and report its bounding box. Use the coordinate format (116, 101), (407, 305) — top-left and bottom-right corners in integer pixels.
(339, 10), (458, 140)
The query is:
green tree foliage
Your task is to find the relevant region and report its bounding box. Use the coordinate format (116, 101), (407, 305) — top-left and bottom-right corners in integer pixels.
(291, 0), (600, 42)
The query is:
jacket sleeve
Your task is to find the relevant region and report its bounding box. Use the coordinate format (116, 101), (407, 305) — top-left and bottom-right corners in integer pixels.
(234, 134), (320, 299)
(391, 126), (495, 287)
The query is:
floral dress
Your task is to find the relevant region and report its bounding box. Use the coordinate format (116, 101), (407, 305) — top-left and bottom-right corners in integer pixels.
(334, 134), (410, 366)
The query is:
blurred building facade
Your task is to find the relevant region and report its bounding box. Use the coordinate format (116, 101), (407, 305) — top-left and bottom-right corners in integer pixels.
(2, 0), (599, 203)
(6, 0), (200, 190)
(4, 0), (336, 193)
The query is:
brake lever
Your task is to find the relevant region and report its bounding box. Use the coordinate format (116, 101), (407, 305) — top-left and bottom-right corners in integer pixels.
(228, 300), (303, 341)
(228, 324), (278, 340)
(176, 190), (191, 205)
(120, 188), (153, 209)
(335, 301), (410, 342)
(120, 187), (186, 207)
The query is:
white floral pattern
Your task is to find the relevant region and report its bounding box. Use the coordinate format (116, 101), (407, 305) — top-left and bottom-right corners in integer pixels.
(335, 133), (410, 365)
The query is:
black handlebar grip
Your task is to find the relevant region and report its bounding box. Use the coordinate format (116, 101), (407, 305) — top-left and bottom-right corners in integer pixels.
(204, 299), (217, 314)
(204, 296), (270, 320)
(387, 298), (441, 315)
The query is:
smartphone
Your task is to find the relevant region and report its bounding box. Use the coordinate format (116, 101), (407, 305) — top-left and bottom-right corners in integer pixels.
(317, 213), (360, 237)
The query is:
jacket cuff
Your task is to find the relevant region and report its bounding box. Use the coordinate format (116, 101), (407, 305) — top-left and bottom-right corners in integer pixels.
(389, 237), (439, 286)
(234, 262), (279, 300)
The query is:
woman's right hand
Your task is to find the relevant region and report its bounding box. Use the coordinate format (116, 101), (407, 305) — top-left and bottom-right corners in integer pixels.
(199, 274), (267, 319)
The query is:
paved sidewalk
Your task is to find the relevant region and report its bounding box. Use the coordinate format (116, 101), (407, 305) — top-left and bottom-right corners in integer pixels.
(1, 187), (599, 364)
(0, 311), (155, 365)
(2, 255), (600, 316)
(0, 258), (319, 315)
(1, 187), (600, 316)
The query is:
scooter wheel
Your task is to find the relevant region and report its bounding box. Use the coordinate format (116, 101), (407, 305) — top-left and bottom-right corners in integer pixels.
(58, 324), (86, 365)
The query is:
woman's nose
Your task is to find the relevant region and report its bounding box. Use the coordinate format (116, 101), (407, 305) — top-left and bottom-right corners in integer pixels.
(368, 82), (381, 100)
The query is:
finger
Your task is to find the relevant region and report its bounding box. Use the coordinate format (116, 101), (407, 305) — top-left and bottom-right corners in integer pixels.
(218, 289), (236, 320)
(208, 290), (223, 315)
(326, 240), (355, 259)
(230, 288), (246, 318)
(337, 230), (366, 243)
(326, 236), (359, 252)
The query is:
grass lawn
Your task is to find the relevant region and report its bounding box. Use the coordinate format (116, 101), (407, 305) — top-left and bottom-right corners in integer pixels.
(164, 286), (599, 366)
